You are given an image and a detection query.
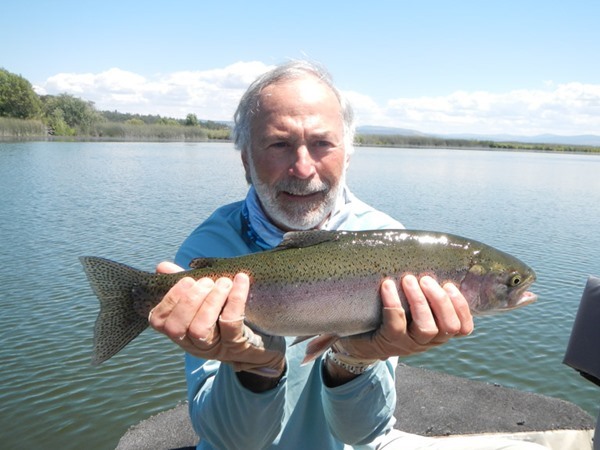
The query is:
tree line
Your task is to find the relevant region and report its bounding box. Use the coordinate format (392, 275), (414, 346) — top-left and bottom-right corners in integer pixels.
(2, 67), (599, 153)
(0, 67), (230, 140)
(355, 134), (600, 153)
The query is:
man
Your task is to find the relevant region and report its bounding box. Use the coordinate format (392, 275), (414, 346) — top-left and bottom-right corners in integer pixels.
(148, 61), (545, 449)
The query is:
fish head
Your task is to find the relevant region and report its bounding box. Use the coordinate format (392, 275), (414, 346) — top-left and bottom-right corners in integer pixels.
(460, 250), (537, 315)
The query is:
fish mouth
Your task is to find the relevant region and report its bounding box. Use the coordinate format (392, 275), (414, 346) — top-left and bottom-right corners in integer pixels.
(505, 290), (537, 311)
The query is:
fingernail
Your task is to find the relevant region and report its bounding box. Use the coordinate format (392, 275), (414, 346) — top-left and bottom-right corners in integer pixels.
(445, 283), (459, 295)
(404, 275), (420, 290)
(197, 278), (214, 288)
(382, 279), (395, 291)
(178, 277), (196, 288)
(420, 275), (434, 286)
(216, 278), (232, 289)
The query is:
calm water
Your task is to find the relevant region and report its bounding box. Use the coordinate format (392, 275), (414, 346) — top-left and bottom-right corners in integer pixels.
(1, 141), (599, 449)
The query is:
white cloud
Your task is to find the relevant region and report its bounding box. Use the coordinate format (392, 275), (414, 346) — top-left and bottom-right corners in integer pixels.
(38, 62), (274, 120)
(371, 83), (600, 136)
(37, 63), (600, 136)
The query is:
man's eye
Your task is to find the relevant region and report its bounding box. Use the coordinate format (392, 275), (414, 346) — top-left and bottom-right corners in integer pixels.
(314, 140), (333, 148)
(270, 141), (288, 148)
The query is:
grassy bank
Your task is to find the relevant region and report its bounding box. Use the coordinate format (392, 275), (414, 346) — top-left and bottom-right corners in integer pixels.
(2, 117), (599, 153)
(92, 122), (230, 141)
(355, 133), (600, 154)
(0, 117), (48, 138)
(0, 117), (231, 141)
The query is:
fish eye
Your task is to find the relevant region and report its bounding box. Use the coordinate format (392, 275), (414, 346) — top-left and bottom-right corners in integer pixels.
(509, 273), (522, 287)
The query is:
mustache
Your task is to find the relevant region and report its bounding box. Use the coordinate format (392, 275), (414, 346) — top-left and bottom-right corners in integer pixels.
(275, 178), (330, 196)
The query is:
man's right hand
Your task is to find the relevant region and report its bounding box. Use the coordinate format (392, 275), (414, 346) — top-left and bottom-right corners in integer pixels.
(148, 262), (286, 379)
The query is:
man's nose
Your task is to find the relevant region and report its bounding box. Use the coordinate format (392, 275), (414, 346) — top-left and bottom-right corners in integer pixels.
(289, 145), (316, 179)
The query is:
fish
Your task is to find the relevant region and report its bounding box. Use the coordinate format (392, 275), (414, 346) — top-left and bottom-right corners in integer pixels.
(80, 229), (537, 365)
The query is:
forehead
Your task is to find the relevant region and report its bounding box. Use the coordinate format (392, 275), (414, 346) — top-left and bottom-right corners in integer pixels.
(256, 76), (342, 117)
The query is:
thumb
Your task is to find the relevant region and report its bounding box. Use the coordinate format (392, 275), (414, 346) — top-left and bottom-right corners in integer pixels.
(156, 261), (184, 274)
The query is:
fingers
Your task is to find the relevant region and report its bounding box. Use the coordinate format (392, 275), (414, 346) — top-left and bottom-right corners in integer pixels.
(443, 282), (474, 336)
(149, 276), (214, 341)
(187, 277), (233, 341)
(219, 273), (250, 342)
(149, 272), (250, 345)
(402, 275), (473, 345)
(149, 276), (197, 331)
(156, 261), (184, 274)
(379, 279), (408, 337)
(339, 279), (419, 359)
(148, 270), (284, 375)
(401, 275), (439, 344)
(168, 278), (217, 341)
(419, 276), (462, 336)
(148, 260), (187, 334)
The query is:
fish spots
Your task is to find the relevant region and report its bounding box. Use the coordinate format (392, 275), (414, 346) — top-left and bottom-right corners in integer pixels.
(82, 230), (536, 363)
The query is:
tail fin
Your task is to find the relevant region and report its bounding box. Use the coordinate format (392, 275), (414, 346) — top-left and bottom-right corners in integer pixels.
(80, 256), (155, 365)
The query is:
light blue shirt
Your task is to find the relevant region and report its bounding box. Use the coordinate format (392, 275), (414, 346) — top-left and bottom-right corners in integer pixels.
(175, 188), (403, 449)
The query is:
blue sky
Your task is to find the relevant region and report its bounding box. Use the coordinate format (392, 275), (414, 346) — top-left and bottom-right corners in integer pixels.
(3, 0), (599, 136)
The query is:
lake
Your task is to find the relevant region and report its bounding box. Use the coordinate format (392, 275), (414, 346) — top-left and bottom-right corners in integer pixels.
(1, 141), (599, 449)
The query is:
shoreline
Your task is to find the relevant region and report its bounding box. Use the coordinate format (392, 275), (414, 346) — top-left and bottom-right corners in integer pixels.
(2, 136), (599, 155)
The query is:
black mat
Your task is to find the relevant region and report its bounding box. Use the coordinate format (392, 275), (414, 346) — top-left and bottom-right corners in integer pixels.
(116, 364), (594, 449)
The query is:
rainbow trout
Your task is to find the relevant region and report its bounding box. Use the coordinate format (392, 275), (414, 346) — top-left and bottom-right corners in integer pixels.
(80, 229), (537, 364)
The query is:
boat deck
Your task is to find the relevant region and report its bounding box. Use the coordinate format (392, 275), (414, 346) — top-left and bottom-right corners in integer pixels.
(116, 364), (595, 449)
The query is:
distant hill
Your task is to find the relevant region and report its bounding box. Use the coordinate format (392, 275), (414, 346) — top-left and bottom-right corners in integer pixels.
(356, 125), (600, 147)
(356, 126), (426, 137)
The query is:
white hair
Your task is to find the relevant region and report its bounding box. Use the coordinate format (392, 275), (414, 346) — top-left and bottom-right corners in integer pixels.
(232, 60), (355, 166)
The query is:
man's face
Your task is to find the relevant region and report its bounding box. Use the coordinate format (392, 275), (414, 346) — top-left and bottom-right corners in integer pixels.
(243, 76), (349, 231)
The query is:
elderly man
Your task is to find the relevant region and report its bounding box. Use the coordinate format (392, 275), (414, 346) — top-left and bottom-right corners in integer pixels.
(149, 61), (545, 449)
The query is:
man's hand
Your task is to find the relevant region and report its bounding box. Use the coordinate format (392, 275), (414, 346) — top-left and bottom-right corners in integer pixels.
(336, 274), (474, 360)
(148, 262), (286, 380)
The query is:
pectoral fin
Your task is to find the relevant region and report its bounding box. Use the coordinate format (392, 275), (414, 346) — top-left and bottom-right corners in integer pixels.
(301, 333), (340, 365)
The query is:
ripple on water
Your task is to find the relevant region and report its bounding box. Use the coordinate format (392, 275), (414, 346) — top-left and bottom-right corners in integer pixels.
(1, 143), (599, 449)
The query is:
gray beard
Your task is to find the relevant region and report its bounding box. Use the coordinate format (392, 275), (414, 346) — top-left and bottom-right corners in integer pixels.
(250, 171), (344, 231)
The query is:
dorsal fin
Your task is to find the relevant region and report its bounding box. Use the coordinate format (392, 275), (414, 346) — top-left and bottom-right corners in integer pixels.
(275, 230), (341, 251)
(189, 257), (220, 269)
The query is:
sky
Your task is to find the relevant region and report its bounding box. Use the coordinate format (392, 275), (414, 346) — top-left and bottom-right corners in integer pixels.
(3, 0), (599, 137)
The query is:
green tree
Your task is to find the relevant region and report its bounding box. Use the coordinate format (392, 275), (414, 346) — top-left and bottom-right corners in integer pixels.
(41, 93), (101, 134)
(125, 118), (145, 126)
(157, 117), (179, 126)
(47, 108), (75, 136)
(185, 113), (199, 126)
(0, 68), (42, 119)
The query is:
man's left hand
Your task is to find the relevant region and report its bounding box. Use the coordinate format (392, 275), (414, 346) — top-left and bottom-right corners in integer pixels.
(336, 274), (474, 359)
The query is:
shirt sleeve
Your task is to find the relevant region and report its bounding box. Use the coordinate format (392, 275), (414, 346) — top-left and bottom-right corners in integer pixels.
(320, 201), (401, 444)
(178, 204), (289, 448)
(186, 354), (288, 449)
(320, 357), (398, 445)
